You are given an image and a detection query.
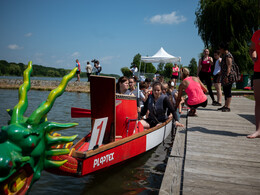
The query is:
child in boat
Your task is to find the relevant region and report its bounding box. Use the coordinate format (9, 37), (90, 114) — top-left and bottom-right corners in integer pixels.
(176, 68), (208, 116)
(140, 81), (184, 129)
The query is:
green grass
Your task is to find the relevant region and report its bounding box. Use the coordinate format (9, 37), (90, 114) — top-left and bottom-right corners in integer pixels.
(244, 95), (255, 101)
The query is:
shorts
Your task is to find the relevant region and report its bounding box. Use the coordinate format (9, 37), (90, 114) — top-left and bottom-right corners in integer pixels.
(253, 72), (260, 80)
(213, 73), (221, 83)
(76, 71), (81, 74)
(187, 99), (208, 109)
(171, 75), (178, 79)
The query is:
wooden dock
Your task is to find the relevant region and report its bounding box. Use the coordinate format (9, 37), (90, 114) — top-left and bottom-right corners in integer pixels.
(160, 96), (260, 195)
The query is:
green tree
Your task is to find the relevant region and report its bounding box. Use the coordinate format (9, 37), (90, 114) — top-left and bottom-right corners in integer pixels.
(163, 63), (173, 78)
(9, 64), (22, 76)
(195, 0), (259, 73)
(121, 67), (132, 77)
(131, 53), (156, 74)
(47, 70), (56, 77)
(157, 63), (164, 75)
(144, 63), (156, 73)
(188, 58), (198, 76)
(131, 53), (141, 69)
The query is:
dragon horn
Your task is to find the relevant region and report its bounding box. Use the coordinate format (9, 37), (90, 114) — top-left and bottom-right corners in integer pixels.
(11, 61), (32, 124)
(27, 67), (77, 125)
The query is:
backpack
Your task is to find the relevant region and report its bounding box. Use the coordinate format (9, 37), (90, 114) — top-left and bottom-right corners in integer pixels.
(227, 61), (241, 83)
(232, 62), (241, 82)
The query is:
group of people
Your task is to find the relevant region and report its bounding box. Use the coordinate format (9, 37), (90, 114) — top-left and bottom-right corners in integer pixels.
(116, 75), (185, 129)
(198, 44), (242, 113)
(167, 45), (241, 115)
(75, 59), (102, 82)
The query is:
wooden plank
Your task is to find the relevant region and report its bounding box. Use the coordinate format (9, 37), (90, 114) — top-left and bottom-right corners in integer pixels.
(159, 117), (186, 195)
(160, 96), (260, 195)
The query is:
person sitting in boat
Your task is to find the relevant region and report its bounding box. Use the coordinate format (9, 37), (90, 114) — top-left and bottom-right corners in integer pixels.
(140, 81), (184, 129)
(145, 78), (152, 94)
(176, 68), (208, 116)
(116, 76), (133, 95)
(128, 76), (138, 97)
(139, 82), (149, 108)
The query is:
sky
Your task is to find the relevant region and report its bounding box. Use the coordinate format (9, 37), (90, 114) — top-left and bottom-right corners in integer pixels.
(0, 0), (204, 76)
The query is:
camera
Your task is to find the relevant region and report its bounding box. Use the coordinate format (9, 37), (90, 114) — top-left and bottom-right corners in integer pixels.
(91, 59), (98, 63)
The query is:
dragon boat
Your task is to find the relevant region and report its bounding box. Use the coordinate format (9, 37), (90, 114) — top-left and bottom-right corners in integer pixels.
(0, 62), (174, 194)
(48, 75), (173, 177)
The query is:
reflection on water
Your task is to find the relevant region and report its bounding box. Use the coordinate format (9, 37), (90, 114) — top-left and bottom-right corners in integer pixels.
(0, 89), (174, 195)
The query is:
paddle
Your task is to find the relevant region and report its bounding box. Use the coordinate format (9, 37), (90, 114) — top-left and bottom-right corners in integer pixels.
(71, 107), (91, 118)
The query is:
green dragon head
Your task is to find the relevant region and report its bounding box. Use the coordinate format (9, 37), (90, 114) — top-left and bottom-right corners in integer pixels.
(0, 61), (78, 194)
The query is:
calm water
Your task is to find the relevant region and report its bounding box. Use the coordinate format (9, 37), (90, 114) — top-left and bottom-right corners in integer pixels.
(0, 89), (174, 195)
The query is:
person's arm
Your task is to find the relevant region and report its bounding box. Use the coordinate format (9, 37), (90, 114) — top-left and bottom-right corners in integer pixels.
(223, 56), (232, 84)
(196, 77), (208, 93)
(176, 83), (184, 109)
(163, 97), (184, 127)
(140, 95), (149, 116)
(249, 41), (257, 62)
(197, 59), (202, 76)
(163, 97), (178, 121)
(209, 56), (214, 65)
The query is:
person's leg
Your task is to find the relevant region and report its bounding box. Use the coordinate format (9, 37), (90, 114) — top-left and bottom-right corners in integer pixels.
(218, 85), (228, 110)
(87, 73), (90, 82)
(214, 83), (222, 104)
(173, 78), (177, 87)
(205, 73), (215, 102)
(222, 84), (232, 112)
(247, 79), (260, 138)
(140, 119), (150, 129)
(225, 84), (232, 108)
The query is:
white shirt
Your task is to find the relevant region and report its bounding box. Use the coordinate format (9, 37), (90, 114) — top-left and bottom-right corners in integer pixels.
(213, 58), (222, 75)
(130, 67), (138, 76)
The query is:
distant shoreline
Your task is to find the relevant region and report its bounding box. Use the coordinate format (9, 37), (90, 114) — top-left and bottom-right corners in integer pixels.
(0, 78), (90, 93)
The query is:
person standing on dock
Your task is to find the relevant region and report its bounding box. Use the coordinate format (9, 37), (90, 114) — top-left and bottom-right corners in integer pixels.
(247, 29), (260, 139)
(86, 61), (92, 82)
(171, 63), (179, 88)
(176, 68), (208, 116)
(197, 49), (217, 105)
(218, 42), (239, 112)
(75, 59), (81, 82)
(213, 51), (222, 106)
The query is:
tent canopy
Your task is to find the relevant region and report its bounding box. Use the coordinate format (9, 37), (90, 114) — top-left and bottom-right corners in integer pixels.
(141, 47), (181, 63)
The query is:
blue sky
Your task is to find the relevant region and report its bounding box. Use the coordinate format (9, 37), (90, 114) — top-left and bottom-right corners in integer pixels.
(0, 0), (204, 75)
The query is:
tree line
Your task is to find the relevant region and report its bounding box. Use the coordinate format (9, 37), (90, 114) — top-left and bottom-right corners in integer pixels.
(0, 60), (120, 78)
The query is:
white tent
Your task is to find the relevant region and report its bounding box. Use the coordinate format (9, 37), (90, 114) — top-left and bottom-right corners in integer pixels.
(141, 47), (181, 63)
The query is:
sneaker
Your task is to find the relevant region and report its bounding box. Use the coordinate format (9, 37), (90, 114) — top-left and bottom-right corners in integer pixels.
(218, 106), (226, 110)
(222, 107), (231, 112)
(212, 101), (218, 106)
(215, 102), (222, 106)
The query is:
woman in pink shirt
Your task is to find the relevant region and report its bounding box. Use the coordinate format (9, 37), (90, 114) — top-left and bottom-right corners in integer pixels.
(176, 68), (208, 116)
(197, 49), (217, 105)
(171, 63), (179, 88)
(247, 30), (260, 138)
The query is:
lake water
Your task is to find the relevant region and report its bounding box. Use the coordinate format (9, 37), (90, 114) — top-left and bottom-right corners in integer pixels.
(0, 89), (174, 195)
